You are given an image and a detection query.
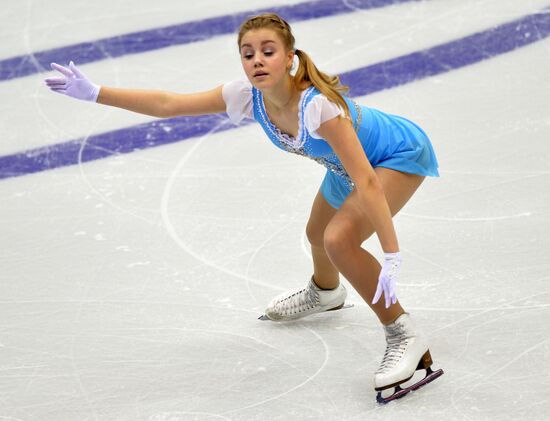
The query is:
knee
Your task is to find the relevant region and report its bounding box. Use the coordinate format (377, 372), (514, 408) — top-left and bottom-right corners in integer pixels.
(306, 219), (325, 248)
(323, 224), (355, 262)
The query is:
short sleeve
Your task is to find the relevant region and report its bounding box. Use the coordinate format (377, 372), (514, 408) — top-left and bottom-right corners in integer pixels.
(222, 79), (254, 124)
(303, 95), (346, 139)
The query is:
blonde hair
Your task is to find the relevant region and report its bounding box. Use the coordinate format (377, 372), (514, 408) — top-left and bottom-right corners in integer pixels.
(237, 13), (350, 118)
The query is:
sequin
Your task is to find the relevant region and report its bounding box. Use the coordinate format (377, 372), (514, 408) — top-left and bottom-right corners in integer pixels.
(252, 86), (355, 188)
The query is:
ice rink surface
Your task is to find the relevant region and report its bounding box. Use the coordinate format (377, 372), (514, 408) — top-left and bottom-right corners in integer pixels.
(1, 0), (550, 420)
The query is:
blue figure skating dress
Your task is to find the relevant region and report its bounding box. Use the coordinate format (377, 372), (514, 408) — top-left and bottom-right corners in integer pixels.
(222, 80), (439, 209)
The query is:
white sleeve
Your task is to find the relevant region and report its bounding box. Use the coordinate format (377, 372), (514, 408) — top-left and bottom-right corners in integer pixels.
(222, 79), (254, 124)
(303, 95), (346, 139)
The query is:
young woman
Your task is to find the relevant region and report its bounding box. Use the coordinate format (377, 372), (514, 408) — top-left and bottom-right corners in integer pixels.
(45, 13), (443, 403)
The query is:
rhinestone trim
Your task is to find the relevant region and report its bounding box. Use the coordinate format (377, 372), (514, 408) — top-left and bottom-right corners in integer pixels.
(253, 86), (355, 189)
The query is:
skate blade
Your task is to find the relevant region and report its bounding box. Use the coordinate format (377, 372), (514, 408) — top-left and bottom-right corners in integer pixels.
(376, 367), (444, 404)
(258, 304), (354, 321)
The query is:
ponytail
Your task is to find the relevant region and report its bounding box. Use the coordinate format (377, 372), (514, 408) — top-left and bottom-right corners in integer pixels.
(238, 14), (351, 119)
(294, 49), (351, 119)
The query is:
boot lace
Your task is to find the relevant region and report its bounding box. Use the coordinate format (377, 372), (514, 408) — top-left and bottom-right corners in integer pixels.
(274, 285), (320, 317)
(376, 324), (409, 374)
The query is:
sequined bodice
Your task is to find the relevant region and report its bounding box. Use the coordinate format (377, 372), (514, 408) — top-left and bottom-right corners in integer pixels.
(252, 86), (355, 187)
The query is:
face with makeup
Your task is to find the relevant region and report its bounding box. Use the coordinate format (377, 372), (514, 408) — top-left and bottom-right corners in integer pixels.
(239, 28), (294, 91)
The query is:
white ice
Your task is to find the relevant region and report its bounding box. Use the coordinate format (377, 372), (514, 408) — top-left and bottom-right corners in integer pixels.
(1, 0), (549, 420)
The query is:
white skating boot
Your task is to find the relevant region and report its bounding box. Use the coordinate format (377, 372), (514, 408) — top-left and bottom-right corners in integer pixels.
(263, 276), (347, 321)
(374, 313), (443, 404)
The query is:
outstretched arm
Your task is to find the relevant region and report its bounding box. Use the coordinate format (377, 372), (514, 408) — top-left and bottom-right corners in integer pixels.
(97, 85), (226, 118)
(44, 62), (226, 118)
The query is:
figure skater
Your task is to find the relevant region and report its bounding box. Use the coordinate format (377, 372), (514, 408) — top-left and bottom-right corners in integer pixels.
(44, 13), (443, 403)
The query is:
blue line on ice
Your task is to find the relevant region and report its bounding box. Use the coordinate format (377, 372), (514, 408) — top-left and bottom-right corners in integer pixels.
(0, 0), (417, 82)
(0, 7), (549, 180)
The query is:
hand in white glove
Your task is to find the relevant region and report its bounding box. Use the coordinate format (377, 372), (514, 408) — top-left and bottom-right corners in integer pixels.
(372, 252), (402, 308)
(44, 61), (100, 102)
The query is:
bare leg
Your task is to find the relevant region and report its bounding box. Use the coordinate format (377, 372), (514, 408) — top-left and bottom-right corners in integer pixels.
(305, 190), (339, 289)
(323, 168), (425, 325)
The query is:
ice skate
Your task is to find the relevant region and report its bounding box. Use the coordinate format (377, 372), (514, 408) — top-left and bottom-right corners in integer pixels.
(374, 313), (443, 404)
(261, 276), (347, 321)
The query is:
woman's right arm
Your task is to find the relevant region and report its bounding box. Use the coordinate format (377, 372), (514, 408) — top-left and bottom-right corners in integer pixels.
(45, 62), (227, 118)
(97, 85), (226, 118)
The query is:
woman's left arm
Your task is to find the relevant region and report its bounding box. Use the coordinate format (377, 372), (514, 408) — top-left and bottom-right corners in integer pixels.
(315, 116), (399, 253)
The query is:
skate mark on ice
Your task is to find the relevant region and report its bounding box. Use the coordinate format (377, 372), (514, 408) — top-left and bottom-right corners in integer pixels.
(221, 326), (330, 415)
(400, 246), (465, 280)
(127, 326), (292, 363)
(442, 292), (550, 414)
(415, 173), (547, 206)
(160, 122), (286, 293)
(244, 218), (298, 307)
(449, 336), (550, 418)
(433, 289), (550, 334)
(451, 301), (550, 377)
(481, 336), (550, 383)
(128, 327), (321, 419)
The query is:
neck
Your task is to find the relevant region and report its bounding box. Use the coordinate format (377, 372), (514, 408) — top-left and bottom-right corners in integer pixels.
(262, 76), (298, 112)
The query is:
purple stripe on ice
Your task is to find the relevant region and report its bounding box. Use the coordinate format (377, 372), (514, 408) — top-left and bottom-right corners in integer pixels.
(340, 6), (550, 95)
(0, 0), (415, 82)
(1, 115), (235, 181)
(1, 7), (549, 180)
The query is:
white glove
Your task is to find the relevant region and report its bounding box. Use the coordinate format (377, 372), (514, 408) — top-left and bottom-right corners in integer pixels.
(44, 61), (100, 102)
(372, 252), (402, 308)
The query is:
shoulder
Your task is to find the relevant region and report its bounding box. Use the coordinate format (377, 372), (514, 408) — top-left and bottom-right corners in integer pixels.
(222, 79), (253, 101)
(303, 92), (346, 138)
(222, 79), (254, 124)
